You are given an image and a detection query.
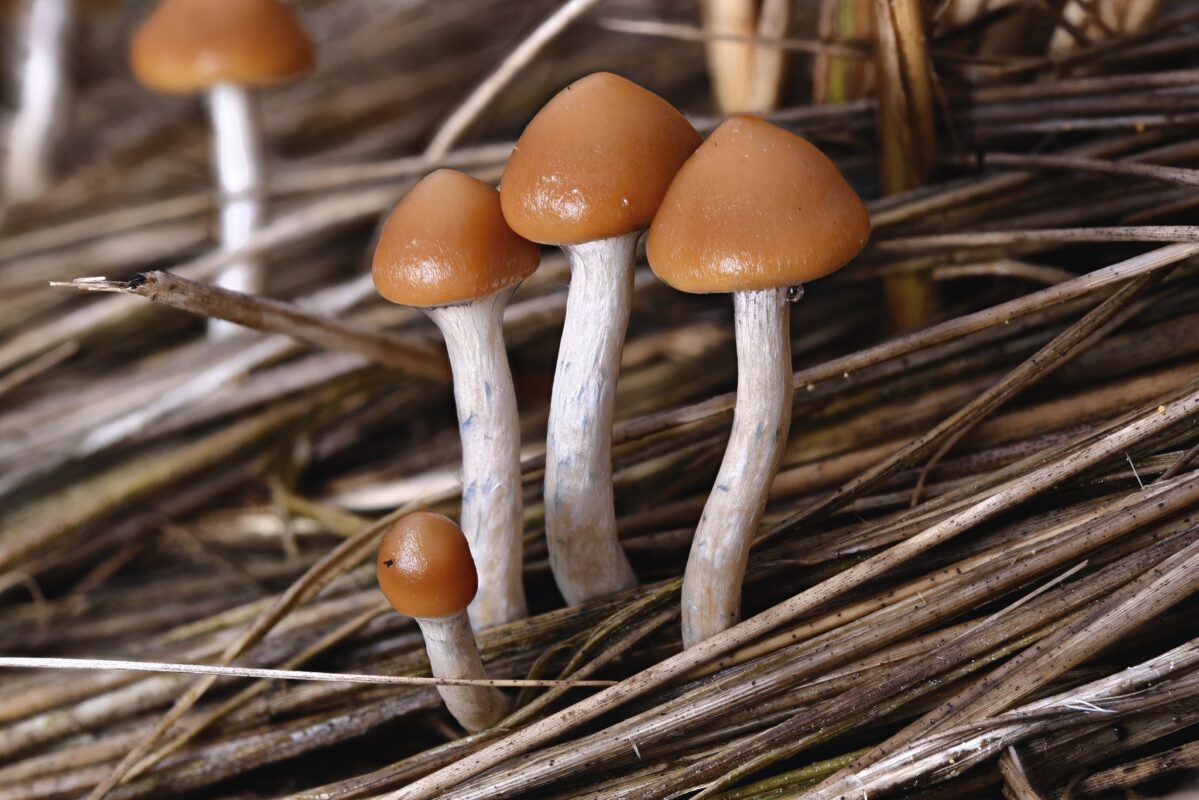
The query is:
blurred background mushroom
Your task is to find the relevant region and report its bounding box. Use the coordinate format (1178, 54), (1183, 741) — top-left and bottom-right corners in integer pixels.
(129, 0), (315, 338)
(3, 0), (73, 202)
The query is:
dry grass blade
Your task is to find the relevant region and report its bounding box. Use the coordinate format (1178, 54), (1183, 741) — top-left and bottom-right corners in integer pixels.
(78, 494), (439, 800)
(698, 0), (756, 112)
(1071, 740), (1199, 796)
(438, 480), (1199, 797)
(813, 0), (875, 105)
(423, 0), (601, 158)
(817, 526), (1199, 795)
(766, 259), (1171, 536)
(1161, 439), (1199, 480)
(878, 225), (1199, 251)
(127, 600), (388, 780)
(955, 151), (1199, 186)
(0, 657), (616, 687)
(999, 747), (1045, 800)
(634, 478), (1199, 800)
(53, 271), (451, 381)
(0, 399), (312, 573)
(597, 17), (862, 57)
(617, 242), (1199, 444)
(873, 0), (939, 329)
(932, 260), (1077, 285)
(288, 598), (678, 799)
(806, 637), (1199, 799)
(0, 341), (77, 399)
(385, 385), (1199, 799)
(0, 185), (406, 375)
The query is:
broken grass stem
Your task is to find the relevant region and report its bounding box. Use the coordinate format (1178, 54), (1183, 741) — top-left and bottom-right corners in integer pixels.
(53, 271), (450, 382)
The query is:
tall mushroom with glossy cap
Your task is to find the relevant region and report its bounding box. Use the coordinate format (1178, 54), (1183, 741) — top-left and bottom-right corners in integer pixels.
(373, 169), (540, 630)
(501, 72), (701, 606)
(377, 512), (510, 732)
(130, 0), (314, 338)
(647, 115), (870, 648)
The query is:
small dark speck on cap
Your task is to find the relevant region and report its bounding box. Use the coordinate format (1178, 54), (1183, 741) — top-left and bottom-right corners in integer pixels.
(383, 559), (395, 568)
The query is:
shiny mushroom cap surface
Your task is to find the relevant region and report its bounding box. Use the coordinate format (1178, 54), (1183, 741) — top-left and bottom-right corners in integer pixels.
(500, 72), (701, 246)
(131, 0), (314, 94)
(377, 512), (478, 619)
(372, 169), (542, 308)
(647, 115), (871, 294)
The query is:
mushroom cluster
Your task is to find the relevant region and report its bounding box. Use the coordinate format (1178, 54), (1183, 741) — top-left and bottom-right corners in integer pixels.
(366, 77), (866, 650)
(126, 46), (862, 657)
(351, 75), (871, 721)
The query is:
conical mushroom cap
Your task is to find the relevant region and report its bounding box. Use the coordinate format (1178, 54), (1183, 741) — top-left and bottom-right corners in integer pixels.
(131, 0), (314, 94)
(377, 512), (478, 619)
(500, 72), (701, 246)
(647, 116), (871, 294)
(373, 169), (541, 308)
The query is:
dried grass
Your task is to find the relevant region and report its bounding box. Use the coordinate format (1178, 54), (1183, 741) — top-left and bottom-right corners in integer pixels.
(1, 1), (1198, 799)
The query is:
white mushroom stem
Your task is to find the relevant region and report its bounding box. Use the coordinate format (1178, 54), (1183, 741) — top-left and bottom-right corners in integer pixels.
(415, 610), (510, 732)
(427, 287), (527, 629)
(681, 286), (793, 648)
(206, 83), (266, 339)
(544, 232), (640, 605)
(3, 0), (73, 201)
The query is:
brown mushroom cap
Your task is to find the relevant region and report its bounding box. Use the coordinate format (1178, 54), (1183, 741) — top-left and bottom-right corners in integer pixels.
(130, 0), (315, 94)
(377, 512), (478, 619)
(500, 72), (701, 246)
(373, 169), (541, 308)
(647, 115), (871, 294)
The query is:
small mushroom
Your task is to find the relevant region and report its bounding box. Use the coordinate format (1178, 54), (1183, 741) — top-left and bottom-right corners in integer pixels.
(647, 115), (870, 647)
(130, 0), (314, 337)
(377, 512), (510, 732)
(373, 169), (540, 629)
(500, 72), (701, 606)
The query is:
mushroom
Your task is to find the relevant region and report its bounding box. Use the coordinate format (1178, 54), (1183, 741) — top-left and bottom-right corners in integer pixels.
(377, 512), (510, 732)
(647, 115), (870, 647)
(3, 0), (73, 201)
(500, 72), (700, 605)
(373, 169), (540, 630)
(130, 0), (314, 338)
